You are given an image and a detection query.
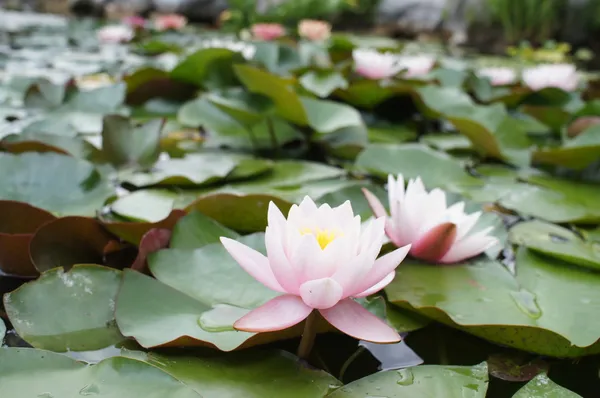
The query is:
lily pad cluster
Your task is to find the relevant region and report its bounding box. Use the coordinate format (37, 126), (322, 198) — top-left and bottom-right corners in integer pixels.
(0, 13), (597, 397)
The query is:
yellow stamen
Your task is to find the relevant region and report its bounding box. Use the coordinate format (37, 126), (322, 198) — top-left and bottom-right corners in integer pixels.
(300, 227), (342, 249)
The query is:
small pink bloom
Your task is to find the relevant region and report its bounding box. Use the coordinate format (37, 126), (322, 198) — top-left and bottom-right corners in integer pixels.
(353, 49), (402, 80)
(154, 14), (187, 31)
(123, 15), (146, 29)
(298, 19), (331, 41)
(477, 67), (516, 86)
(522, 64), (579, 91)
(395, 55), (435, 78)
(97, 25), (134, 44)
(251, 23), (286, 41)
(221, 197), (411, 343)
(363, 175), (498, 264)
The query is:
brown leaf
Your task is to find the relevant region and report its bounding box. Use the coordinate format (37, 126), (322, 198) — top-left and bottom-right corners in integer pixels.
(131, 228), (172, 274)
(101, 209), (187, 245)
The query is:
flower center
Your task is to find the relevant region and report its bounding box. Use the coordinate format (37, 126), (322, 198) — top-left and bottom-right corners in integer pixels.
(300, 227), (342, 249)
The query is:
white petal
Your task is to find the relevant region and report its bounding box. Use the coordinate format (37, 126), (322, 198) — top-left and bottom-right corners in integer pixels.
(440, 233), (499, 263)
(299, 278), (343, 309)
(354, 271), (396, 298)
(265, 227), (300, 294)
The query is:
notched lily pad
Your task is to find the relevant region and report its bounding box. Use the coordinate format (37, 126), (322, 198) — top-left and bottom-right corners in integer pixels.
(3, 265), (125, 352)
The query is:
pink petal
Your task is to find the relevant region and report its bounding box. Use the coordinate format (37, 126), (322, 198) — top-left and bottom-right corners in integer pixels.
(220, 237), (284, 292)
(353, 244), (410, 295)
(265, 227), (300, 294)
(354, 271), (395, 298)
(299, 278), (343, 309)
(362, 188), (388, 219)
(267, 201), (287, 232)
(411, 222), (457, 262)
(320, 299), (400, 343)
(440, 233), (498, 263)
(234, 295), (312, 332)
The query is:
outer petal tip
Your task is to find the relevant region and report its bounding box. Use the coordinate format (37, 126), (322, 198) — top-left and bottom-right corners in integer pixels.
(362, 188), (388, 219)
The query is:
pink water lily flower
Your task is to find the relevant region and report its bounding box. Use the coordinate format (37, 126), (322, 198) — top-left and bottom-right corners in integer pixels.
(122, 15), (146, 28)
(522, 64), (579, 91)
(396, 55), (435, 78)
(353, 49), (402, 80)
(221, 197), (411, 343)
(363, 175), (498, 264)
(154, 14), (187, 31)
(478, 67), (516, 86)
(251, 23), (286, 41)
(97, 25), (134, 44)
(298, 19), (331, 41)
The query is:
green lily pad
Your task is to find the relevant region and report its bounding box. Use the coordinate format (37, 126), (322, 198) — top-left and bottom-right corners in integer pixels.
(301, 97), (364, 133)
(101, 115), (164, 168)
(118, 153), (240, 187)
(415, 86), (531, 166)
(421, 133), (473, 152)
(0, 319), (5, 343)
(327, 362), (488, 397)
(513, 374), (582, 397)
(111, 190), (177, 222)
(171, 48), (243, 89)
(0, 348), (202, 398)
(234, 64), (308, 125)
(170, 210), (239, 250)
(533, 124), (600, 170)
(367, 125), (417, 144)
(500, 174), (600, 224)
(3, 265), (124, 352)
(0, 152), (114, 217)
(386, 248), (600, 357)
(206, 88), (273, 127)
(334, 80), (401, 109)
(509, 220), (600, 271)
(125, 349), (341, 398)
(0, 132), (102, 161)
(355, 143), (482, 192)
(300, 70), (348, 98)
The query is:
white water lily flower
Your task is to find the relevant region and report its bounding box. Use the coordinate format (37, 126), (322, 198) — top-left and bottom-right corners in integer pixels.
(522, 64), (579, 91)
(395, 54), (435, 78)
(363, 175), (498, 264)
(353, 48), (403, 80)
(97, 25), (134, 44)
(220, 196), (411, 343)
(478, 67), (517, 86)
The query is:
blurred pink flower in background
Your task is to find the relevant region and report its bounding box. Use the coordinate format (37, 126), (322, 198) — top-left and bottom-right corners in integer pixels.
(478, 67), (517, 86)
(395, 54), (436, 78)
(154, 14), (188, 31)
(122, 15), (146, 29)
(251, 23), (286, 41)
(353, 49), (402, 79)
(221, 197), (411, 343)
(363, 175), (498, 264)
(298, 19), (331, 41)
(522, 64), (580, 91)
(97, 25), (134, 44)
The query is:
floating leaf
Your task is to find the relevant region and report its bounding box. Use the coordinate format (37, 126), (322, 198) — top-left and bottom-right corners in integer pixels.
(0, 201), (56, 276)
(533, 124), (600, 170)
(101, 209), (187, 244)
(300, 70), (348, 98)
(125, 349), (341, 398)
(301, 97), (364, 133)
(171, 48), (242, 89)
(0, 152), (114, 217)
(0, 348), (202, 397)
(131, 228), (172, 273)
(386, 249), (600, 357)
(4, 265), (124, 352)
(327, 362), (488, 397)
(509, 220), (600, 271)
(513, 374), (582, 397)
(355, 143), (483, 192)
(170, 211), (239, 250)
(29, 216), (115, 273)
(0, 132), (102, 161)
(101, 115), (164, 168)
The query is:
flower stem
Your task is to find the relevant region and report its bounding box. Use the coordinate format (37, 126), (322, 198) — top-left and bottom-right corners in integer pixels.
(339, 346), (365, 382)
(297, 311), (318, 360)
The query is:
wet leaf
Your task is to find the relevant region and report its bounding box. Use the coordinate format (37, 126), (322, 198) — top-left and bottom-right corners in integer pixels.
(4, 265), (124, 352)
(355, 143), (483, 192)
(509, 220), (600, 271)
(0, 152), (114, 217)
(0, 201), (56, 276)
(386, 248), (600, 357)
(101, 209), (187, 245)
(0, 348), (202, 397)
(327, 362), (488, 397)
(101, 115), (164, 168)
(513, 374), (582, 397)
(124, 349), (342, 398)
(29, 216), (115, 273)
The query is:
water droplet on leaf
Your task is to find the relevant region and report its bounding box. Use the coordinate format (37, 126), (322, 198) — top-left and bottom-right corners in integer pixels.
(510, 289), (542, 319)
(37, 394), (53, 398)
(197, 304), (248, 332)
(396, 368), (414, 386)
(79, 384), (100, 395)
